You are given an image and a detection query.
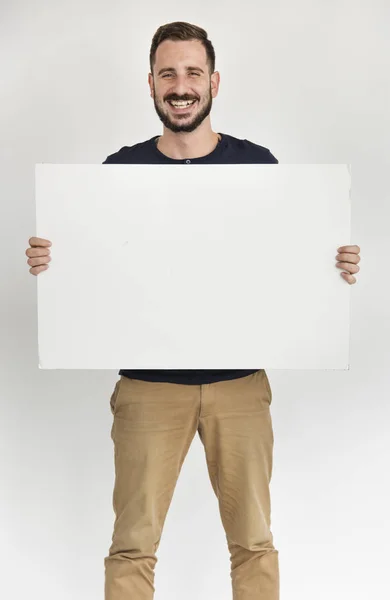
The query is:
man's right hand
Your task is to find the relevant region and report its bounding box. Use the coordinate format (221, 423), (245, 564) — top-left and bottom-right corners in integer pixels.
(26, 237), (52, 276)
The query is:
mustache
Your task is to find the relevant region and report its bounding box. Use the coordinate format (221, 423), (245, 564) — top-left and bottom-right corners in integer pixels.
(165, 97), (198, 102)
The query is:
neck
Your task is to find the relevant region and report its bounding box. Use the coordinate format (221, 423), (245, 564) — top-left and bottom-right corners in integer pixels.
(156, 124), (221, 160)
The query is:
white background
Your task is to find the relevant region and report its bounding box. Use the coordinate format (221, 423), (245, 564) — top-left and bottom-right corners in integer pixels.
(1, 1), (389, 599)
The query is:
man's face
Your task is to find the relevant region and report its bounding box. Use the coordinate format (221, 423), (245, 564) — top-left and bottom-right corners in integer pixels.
(149, 39), (220, 133)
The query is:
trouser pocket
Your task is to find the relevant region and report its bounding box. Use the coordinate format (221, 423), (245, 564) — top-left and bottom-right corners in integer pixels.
(262, 370), (273, 405)
(109, 378), (122, 415)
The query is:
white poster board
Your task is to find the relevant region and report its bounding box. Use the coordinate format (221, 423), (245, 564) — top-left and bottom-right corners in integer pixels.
(35, 164), (351, 370)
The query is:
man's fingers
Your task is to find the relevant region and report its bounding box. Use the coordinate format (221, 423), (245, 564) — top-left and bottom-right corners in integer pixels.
(336, 262), (360, 274)
(29, 265), (49, 276)
(341, 272), (356, 284)
(338, 245), (360, 254)
(336, 252), (360, 263)
(29, 237), (52, 247)
(27, 256), (52, 267)
(26, 247), (51, 257)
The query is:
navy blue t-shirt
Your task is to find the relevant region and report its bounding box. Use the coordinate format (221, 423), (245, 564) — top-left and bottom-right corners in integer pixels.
(103, 132), (278, 385)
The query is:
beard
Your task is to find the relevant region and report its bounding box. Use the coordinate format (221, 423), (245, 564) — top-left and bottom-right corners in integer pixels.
(153, 86), (213, 133)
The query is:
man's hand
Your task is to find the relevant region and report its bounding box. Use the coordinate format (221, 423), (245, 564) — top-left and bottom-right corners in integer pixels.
(335, 245), (361, 285)
(26, 237), (52, 275)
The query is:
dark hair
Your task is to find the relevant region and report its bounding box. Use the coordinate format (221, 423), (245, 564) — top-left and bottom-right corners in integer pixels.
(149, 21), (215, 76)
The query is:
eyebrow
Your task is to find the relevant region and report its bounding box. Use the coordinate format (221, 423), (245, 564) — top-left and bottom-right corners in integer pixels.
(157, 66), (205, 76)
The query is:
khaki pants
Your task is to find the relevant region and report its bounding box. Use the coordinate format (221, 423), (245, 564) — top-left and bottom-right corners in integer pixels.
(104, 369), (279, 599)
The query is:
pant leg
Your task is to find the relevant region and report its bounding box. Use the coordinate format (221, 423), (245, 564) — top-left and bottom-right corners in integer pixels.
(104, 376), (200, 600)
(197, 369), (279, 600)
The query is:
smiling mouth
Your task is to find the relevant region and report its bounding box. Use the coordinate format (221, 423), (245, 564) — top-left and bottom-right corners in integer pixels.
(167, 99), (197, 112)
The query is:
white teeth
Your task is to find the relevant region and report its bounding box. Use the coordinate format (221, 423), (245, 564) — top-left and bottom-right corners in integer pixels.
(169, 100), (195, 107)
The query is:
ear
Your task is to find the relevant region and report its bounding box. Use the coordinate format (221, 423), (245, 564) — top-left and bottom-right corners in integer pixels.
(211, 71), (220, 98)
(148, 73), (154, 98)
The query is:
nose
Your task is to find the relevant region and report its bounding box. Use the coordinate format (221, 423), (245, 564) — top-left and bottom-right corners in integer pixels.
(168, 75), (196, 100)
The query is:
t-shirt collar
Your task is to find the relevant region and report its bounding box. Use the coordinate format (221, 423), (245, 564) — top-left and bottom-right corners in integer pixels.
(150, 133), (225, 162)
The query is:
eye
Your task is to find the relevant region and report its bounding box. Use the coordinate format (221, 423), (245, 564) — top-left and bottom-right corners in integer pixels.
(162, 72), (200, 78)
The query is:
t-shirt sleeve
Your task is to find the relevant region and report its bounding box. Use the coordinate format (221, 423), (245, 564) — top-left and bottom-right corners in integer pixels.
(267, 149), (279, 164)
(102, 146), (127, 164)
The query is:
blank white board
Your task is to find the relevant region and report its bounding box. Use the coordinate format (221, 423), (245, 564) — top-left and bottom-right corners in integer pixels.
(35, 164), (351, 370)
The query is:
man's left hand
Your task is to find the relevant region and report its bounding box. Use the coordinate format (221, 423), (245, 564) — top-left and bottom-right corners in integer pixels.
(335, 245), (361, 285)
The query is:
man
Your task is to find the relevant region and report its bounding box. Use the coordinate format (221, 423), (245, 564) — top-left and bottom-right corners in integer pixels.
(26, 21), (361, 600)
